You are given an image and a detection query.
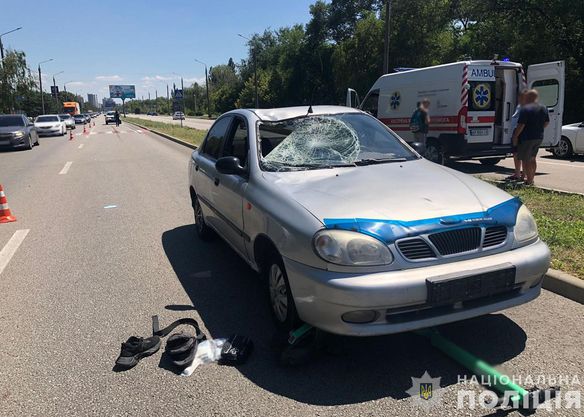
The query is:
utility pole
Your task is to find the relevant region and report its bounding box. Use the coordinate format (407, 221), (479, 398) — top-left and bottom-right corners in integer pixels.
(52, 71), (63, 112)
(238, 34), (259, 108)
(383, 0), (392, 74)
(166, 84), (169, 114)
(181, 76), (185, 127)
(38, 59), (53, 114)
(1, 27), (23, 113)
(155, 89), (157, 113)
(195, 59), (211, 118)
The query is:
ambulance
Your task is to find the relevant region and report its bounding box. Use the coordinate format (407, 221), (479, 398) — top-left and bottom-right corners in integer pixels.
(346, 59), (565, 165)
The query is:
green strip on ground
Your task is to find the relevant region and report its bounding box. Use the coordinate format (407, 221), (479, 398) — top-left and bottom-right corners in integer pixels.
(497, 183), (584, 279)
(125, 116), (207, 147)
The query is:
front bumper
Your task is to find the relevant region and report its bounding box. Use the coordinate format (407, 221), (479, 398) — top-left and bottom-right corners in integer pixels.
(0, 135), (29, 148)
(284, 239), (550, 336)
(37, 128), (61, 136)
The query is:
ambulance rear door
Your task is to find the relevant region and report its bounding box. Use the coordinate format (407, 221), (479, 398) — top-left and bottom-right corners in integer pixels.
(527, 60), (565, 147)
(466, 64), (497, 144)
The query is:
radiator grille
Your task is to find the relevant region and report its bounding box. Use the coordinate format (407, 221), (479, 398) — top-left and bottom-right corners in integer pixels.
(397, 238), (436, 260)
(483, 226), (508, 248)
(428, 227), (482, 256)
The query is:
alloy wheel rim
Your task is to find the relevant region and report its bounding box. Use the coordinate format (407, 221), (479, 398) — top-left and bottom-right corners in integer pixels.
(425, 145), (439, 162)
(269, 264), (288, 322)
(556, 139), (569, 156)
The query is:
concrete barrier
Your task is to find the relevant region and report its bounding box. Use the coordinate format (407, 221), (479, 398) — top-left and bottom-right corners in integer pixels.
(127, 121), (198, 150)
(543, 269), (584, 305)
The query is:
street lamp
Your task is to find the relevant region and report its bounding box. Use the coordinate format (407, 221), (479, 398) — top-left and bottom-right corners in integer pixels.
(194, 59), (211, 118)
(38, 58), (53, 114)
(238, 33), (259, 108)
(0, 26), (22, 61)
(63, 80), (75, 93)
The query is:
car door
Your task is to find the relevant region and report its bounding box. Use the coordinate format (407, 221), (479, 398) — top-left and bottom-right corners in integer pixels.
(192, 116), (233, 232)
(527, 61), (565, 147)
(211, 116), (249, 257)
(576, 123), (584, 153)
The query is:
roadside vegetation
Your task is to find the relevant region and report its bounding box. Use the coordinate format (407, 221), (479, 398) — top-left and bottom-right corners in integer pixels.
(499, 184), (584, 279)
(125, 117), (207, 147)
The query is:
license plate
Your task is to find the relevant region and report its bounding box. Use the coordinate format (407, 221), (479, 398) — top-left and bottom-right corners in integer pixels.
(470, 128), (490, 136)
(426, 265), (516, 306)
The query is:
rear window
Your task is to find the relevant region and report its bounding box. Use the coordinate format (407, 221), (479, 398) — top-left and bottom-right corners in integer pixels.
(59, 114), (71, 119)
(532, 79), (559, 107)
(36, 116), (59, 122)
(0, 116), (24, 127)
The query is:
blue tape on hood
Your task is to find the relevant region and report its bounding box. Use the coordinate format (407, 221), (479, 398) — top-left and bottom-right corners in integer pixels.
(323, 197), (521, 244)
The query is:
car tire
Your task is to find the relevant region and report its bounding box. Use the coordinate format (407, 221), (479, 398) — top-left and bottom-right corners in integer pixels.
(552, 137), (573, 159)
(479, 157), (502, 166)
(265, 251), (300, 331)
(25, 135), (33, 150)
(424, 141), (445, 165)
(191, 192), (214, 241)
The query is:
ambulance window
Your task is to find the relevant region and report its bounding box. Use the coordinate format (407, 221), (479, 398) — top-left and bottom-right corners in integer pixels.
(532, 79), (559, 107)
(361, 90), (379, 118)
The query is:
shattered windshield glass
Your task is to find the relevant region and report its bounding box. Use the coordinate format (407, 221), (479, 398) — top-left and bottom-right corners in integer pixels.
(259, 113), (417, 171)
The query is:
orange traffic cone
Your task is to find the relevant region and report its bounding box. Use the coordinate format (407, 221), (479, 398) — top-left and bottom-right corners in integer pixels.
(69, 130), (74, 141)
(0, 184), (17, 223)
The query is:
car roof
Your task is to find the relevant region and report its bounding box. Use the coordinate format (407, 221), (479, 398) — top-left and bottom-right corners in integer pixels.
(248, 105), (362, 122)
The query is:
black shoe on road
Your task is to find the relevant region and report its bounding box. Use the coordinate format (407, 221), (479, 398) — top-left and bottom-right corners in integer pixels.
(115, 336), (161, 369)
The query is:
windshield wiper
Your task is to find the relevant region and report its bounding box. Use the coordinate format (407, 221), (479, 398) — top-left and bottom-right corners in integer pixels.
(354, 157), (408, 166)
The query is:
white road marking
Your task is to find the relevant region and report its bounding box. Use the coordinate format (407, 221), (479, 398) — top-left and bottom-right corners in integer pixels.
(537, 160), (584, 169)
(90, 132), (97, 135)
(136, 130), (142, 134)
(103, 205), (117, 209)
(0, 229), (30, 275)
(78, 144), (84, 149)
(59, 161), (73, 175)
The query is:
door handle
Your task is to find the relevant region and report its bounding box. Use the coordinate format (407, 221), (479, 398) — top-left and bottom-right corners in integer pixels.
(194, 163), (199, 171)
(548, 109), (555, 114)
(214, 177), (220, 186)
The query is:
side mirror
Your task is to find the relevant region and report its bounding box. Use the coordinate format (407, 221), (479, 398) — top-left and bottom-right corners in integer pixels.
(409, 141), (426, 155)
(216, 156), (246, 176)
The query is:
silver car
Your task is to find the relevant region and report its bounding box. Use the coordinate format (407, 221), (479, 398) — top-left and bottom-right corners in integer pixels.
(188, 106), (550, 336)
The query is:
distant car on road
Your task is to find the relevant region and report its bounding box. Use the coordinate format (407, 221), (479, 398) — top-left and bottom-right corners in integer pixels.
(188, 106), (550, 335)
(73, 114), (86, 124)
(548, 122), (584, 158)
(59, 114), (75, 130)
(34, 115), (66, 136)
(105, 111), (116, 125)
(173, 111), (185, 120)
(0, 114), (39, 149)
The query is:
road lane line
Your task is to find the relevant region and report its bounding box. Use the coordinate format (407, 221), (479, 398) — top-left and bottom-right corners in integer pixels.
(59, 161), (73, 175)
(78, 144), (84, 149)
(0, 229), (29, 275)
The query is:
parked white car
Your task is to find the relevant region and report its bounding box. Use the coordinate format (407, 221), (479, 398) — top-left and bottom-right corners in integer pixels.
(549, 122), (584, 158)
(173, 111), (185, 120)
(34, 115), (66, 136)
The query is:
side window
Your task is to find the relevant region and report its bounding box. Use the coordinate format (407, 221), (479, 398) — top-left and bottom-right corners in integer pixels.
(361, 90), (379, 118)
(532, 79), (559, 107)
(222, 117), (248, 166)
(201, 116), (233, 159)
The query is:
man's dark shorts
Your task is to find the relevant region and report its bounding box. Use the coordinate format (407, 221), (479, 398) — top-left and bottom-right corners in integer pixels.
(517, 139), (542, 162)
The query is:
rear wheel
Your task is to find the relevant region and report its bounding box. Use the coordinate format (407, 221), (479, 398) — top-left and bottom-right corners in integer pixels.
(479, 157), (503, 166)
(265, 251), (300, 330)
(424, 141), (444, 165)
(552, 137), (573, 158)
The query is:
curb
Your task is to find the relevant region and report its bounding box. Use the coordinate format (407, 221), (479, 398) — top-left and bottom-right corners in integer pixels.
(543, 269), (584, 304)
(126, 121), (198, 150)
(485, 178), (584, 197)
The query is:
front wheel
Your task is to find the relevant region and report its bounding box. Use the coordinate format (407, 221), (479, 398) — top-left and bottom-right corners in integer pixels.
(25, 135), (33, 150)
(552, 137), (573, 158)
(266, 252), (300, 330)
(192, 192), (213, 240)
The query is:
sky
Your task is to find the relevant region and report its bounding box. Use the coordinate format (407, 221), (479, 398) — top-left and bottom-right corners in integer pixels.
(0, 0), (315, 103)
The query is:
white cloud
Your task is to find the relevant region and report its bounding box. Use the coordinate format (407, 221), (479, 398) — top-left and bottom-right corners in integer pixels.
(95, 75), (123, 81)
(184, 76), (206, 85)
(142, 75), (173, 81)
(68, 81), (86, 87)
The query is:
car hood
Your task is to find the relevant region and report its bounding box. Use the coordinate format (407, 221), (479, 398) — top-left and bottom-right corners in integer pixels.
(0, 126), (24, 133)
(261, 159), (515, 232)
(35, 122), (60, 127)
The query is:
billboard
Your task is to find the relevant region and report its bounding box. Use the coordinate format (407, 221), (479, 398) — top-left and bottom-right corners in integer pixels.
(109, 85), (136, 99)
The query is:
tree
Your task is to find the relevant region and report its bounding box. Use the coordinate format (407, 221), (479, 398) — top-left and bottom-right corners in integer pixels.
(0, 49), (36, 113)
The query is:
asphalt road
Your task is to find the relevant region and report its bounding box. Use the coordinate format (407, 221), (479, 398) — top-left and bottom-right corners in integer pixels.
(450, 150), (584, 195)
(128, 113), (215, 130)
(0, 119), (583, 417)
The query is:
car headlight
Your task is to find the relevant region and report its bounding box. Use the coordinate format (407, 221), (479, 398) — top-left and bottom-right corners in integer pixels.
(313, 229), (393, 266)
(514, 205), (538, 243)
(13, 131), (24, 137)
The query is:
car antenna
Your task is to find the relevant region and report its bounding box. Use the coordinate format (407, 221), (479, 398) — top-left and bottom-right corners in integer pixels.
(306, 87), (315, 115)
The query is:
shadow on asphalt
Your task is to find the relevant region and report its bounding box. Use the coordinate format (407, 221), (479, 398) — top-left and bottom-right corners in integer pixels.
(162, 224), (527, 406)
